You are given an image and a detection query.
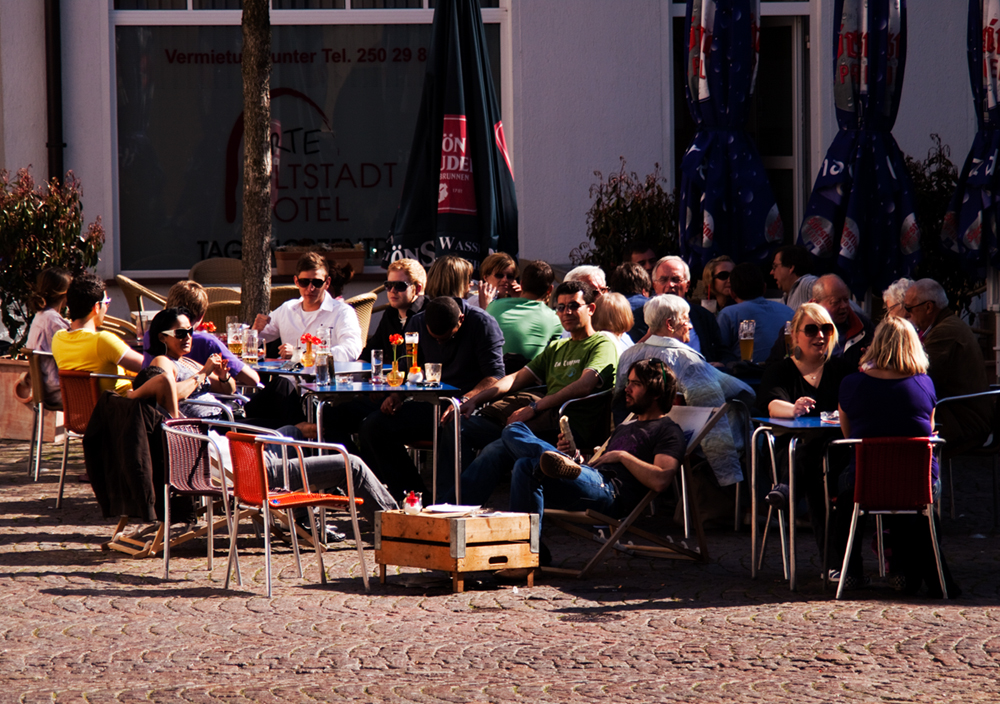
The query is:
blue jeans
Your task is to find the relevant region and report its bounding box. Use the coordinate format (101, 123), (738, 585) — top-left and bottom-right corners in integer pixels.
(464, 423), (617, 527)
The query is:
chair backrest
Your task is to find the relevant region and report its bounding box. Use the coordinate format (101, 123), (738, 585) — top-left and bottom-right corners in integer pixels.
(559, 388), (615, 446)
(26, 349), (52, 407)
(666, 404), (725, 456)
(226, 431), (270, 507)
(346, 292), (377, 341)
(58, 370), (103, 434)
(202, 301), (243, 332)
(853, 437), (935, 510)
(203, 286), (242, 304)
(115, 274), (166, 314)
(270, 285), (299, 310)
(189, 257), (243, 285)
(162, 419), (220, 495)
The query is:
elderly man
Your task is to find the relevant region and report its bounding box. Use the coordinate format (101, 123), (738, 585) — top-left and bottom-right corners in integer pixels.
(717, 263), (793, 364)
(771, 245), (817, 310)
(616, 294), (753, 488)
(905, 278), (993, 453)
(811, 274), (873, 367)
(564, 265), (608, 296)
(650, 255), (723, 362)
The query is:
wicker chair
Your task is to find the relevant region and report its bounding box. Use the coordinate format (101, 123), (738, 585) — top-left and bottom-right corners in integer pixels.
(188, 257), (242, 285)
(345, 292), (377, 341)
(202, 301), (243, 332)
(270, 285), (299, 311)
(115, 274), (166, 314)
(203, 287), (241, 304)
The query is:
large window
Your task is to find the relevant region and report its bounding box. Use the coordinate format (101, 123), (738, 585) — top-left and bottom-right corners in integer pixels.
(113, 4), (503, 273)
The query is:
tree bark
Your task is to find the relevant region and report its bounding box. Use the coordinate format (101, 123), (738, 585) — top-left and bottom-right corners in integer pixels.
(241, 0), (271, 322)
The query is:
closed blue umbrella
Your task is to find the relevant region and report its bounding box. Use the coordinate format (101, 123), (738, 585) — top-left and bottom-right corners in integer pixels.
(798, 0), (918, 297)
(941, 0), (1000, 273)
(679, 0), (784, 275)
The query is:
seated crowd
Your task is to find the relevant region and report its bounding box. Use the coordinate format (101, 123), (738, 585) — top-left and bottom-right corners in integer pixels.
(28, 242), (991, 595)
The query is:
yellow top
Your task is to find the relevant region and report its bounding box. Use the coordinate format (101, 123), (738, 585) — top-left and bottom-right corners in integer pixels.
(51, 329), (133, 395)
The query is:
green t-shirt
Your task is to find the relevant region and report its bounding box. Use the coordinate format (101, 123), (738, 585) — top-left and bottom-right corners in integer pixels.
(526, 332), (618, 438)
(486, 297), (563, 361)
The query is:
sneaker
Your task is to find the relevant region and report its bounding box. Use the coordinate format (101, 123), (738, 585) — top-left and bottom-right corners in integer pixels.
(765, 483), (789, 511)
(539, 451), (581, 480)
(825, 569), (841, 582)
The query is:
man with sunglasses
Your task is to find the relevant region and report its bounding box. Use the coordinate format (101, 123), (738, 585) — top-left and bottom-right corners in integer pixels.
(252, 252), (362, 361)
(361, 258), (426, 361)
(904, 278), (993, 454)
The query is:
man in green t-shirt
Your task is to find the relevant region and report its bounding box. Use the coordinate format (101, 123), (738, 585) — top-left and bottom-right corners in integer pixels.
(455, 280), (618, 504)
(486, 260), (563, 371)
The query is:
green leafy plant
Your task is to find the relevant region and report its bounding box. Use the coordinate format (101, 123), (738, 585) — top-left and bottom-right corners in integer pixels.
(0, 168), (105, 352)
(905, 134), (982, 316)
(570, 158), (679, 272)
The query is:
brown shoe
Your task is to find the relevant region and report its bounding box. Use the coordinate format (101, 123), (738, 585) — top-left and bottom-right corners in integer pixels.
(539, 451), (581, 480)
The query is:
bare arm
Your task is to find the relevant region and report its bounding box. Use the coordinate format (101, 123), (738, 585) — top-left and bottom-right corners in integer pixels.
(768, 396), (816, 419)
(466, 366), (536, 409)
(118, 348), (145, 374)
(591, 450), (680, 494)
(507, 369), (602, 426)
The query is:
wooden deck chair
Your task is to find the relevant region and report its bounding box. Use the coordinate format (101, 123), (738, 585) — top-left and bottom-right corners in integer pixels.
(115, 274), (166, 314)
(546, 403), (728, 578)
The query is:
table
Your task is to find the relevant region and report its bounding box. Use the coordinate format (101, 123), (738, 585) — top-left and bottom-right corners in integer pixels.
(374, 509), (540, 592)
(251, 360), (371, 378)
(751, 416), (841, 591)
(300, 381), (463, 503)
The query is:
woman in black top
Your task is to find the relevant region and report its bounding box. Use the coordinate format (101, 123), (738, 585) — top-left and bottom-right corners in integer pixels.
(758, 303), (852, 560)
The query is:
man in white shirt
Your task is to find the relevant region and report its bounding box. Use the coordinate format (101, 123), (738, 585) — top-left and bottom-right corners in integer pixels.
(253, 252), (362, 361)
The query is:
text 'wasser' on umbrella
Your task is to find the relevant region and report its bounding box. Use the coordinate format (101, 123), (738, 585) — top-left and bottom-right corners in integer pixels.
(384, 0), (517, 271)
(798, 0), (919, 298)
(942, 0), (1000, 275)
(679, 0), (784, 276)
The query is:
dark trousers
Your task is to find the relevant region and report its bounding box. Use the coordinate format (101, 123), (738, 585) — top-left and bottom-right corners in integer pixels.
(244, 376), (306, 429)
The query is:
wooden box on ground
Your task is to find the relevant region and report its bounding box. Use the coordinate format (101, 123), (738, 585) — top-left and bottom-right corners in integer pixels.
(375, 510), (539, 592)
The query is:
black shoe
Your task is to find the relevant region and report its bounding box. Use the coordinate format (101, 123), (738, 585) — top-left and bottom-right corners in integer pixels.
(765, 483), (789, 511)
(296, 516), (346, 544)
(842, 573), (871, 591)
(539, 451), (581, 480)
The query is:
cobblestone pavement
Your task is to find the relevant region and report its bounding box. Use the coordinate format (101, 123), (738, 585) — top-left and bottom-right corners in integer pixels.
(1, 438), (999, 703)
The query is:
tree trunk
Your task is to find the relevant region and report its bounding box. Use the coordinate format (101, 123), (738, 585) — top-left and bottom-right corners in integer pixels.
(240, 0), (271, 322)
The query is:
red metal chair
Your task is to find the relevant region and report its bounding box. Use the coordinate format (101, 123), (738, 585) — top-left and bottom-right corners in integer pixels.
(225, 431), (368, 597)
(834, 436), (947, 600)
(55, 370), (103, 508)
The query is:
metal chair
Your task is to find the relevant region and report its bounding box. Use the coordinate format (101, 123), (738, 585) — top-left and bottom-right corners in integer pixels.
(225, 432), (369, 597)
(188, 257), (242, 285)
(55, 370), (104, 507)
(830, 436), (947, 599)
(25, 349), (61, 482)
(935, 389), (1000, 525)
(115, 274), (166, 314)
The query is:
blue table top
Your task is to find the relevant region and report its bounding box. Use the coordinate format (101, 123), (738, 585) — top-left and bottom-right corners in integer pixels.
(753, 417), (841, 430)
(301, 381), (460, 395)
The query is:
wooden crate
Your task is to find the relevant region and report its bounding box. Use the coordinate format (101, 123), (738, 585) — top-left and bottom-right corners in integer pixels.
(375, 510), (539, 592)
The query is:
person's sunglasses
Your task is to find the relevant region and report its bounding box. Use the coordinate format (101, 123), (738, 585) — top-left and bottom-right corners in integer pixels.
(556, 302), (583, 314)
(802, 323), (835, 338)
(296, 277), (327, 289)
(493, 271), (517, 281)
(713, 270), (731, 281)
(383, 280), (413, 293)
(161, 327), (193, 340)
(98, 294), (111, 307)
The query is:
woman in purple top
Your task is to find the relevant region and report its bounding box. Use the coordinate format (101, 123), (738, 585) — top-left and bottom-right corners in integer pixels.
(836, 316), (957, 596)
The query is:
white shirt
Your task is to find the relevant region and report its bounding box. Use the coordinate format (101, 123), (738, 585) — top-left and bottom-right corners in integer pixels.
(260, 291), (363, 361)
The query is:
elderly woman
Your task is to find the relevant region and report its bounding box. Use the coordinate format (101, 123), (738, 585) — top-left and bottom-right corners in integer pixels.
(758, 303), (852, 558)
(835, 316), (957, 595)
(616, 294), (754, 489)
(882, 277), (913, 319)
(593, 292), (635, 356)
(701, 255), (734, 313)
(478, 252), (520, 307)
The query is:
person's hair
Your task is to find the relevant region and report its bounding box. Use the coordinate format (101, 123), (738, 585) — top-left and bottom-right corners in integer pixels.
(554, 279), (597, 304)
(165, 280), (209, 321)
(644, 294), (690, 333)
(426, 255), (474, 298)
(882, 277), (914, 309)
(859, 316), (929, 376)
(654, 255), (691, 284)
(909, 278), (949, 309)
(775, 245), (810, 276)
(729, 262), (765, 301)
(609, 262), (651, 297)
(479, 252), (518, 281)
(325, 263), (355, 297)
(519, 260), (555, 299)
(564, 265), (607, 289)
(791, 302), (838, 362)
(811, 273), (849, 302)
(132, 365), (165, 391)
(65, 272), (106, 321)
(387, 258), (427, 289)
(628, 358), (677, 413)
(424, 296), (462, 336)
(629, 240), (655, 256)
(296, 251), (329, 277)
(146, 307), (192, 357)
(29, 267), (71, 313)
(593, 292), (634, 335)
(701, 255), (733, 294)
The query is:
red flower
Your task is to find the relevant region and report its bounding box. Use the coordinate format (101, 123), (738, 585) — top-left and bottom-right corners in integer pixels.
(300, 333), (321, 345)
(389, 334), (404, 346)
(197, 321), (216, 333)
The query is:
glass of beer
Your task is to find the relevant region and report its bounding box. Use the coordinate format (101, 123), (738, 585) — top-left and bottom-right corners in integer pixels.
(242, 329), (258, 365)
(784, 320), (793, 356)
(405, 332), (419, 367)
(227, 323), (243, 357)
(739, 320), (756, 362)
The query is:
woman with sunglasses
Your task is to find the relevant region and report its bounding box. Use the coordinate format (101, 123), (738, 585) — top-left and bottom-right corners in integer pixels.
(701, 255), (734, 313)
(146, 307), (235, 417)
(758, 303), (852, 561)
(477, 252), (520, 308)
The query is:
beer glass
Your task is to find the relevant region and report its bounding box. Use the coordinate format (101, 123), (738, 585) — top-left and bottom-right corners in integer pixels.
(739, 320), (756, 362)
(242, 329), (258, 364)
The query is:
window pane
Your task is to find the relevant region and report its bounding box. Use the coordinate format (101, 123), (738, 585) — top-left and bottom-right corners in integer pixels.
(352, 0), (422, 8)
(114, 0), (186, 9)
(430, 0), (500, 7)
(272, 0), (346, 8)
(116, 24), (500, 271)
(747, 24), (793, 157)
(193, 0), (242, 8)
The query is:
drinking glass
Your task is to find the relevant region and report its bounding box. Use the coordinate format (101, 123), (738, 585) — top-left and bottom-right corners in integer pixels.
(784, 320), (793, 356)
(739, 320), (756, 362)
(314, 352), (330, 384)
(371, 349), (384, 383)
(242, 329), (259, 364)
(227, 323), (243, 357)
(405, 332), (419, 369)
(424, 362), (442, 385)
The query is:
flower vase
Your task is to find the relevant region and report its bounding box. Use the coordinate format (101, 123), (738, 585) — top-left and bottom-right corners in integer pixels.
(386, 360), (406, 387)
(301, 340), (316, 368)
